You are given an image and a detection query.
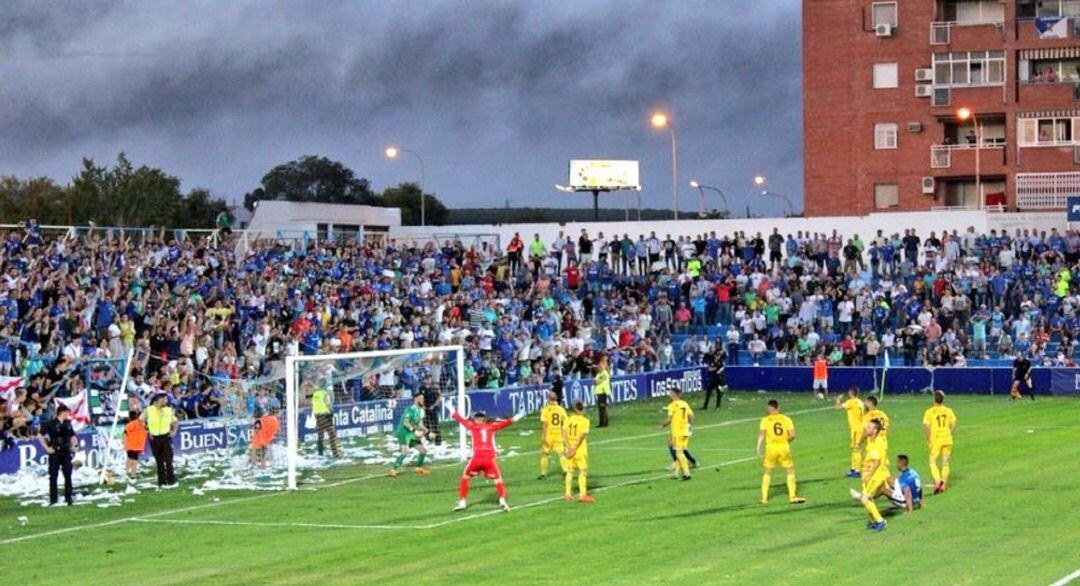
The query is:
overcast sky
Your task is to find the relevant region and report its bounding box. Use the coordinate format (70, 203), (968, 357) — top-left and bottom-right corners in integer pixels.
(0, 1), (802, 217)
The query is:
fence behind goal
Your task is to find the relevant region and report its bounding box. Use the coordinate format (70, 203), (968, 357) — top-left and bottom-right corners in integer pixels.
(284, 346), (466, 490)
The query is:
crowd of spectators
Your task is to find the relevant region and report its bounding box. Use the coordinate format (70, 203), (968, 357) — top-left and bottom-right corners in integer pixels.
(0, 219), (1077, 437)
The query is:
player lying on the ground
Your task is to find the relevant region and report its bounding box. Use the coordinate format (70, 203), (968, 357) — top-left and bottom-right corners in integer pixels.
(450, 407), (524, 512)
(389, 393), (430, 477)
(850, 454), (923, 515)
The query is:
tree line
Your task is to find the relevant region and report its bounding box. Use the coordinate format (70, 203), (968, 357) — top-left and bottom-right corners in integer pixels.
(0, 153), (447, 228)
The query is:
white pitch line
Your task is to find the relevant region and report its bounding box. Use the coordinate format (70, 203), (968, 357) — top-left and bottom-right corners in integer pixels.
(130, 517), (420, 531)
(0, 406), (831, 545)
(1050, 567), (1080, 586)
(115, 455), (761, 533)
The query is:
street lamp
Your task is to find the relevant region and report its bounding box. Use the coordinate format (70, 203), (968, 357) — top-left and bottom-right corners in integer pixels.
(385, 146), (427, 226)
(689, 180), (729, 218)
(651, 111), (679, 221)
(956, 107), (982, 209)
(753, 175), (793, 217)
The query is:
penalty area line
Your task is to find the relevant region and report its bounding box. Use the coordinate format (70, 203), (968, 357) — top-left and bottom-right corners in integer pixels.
(1050, 567), (1080, 586)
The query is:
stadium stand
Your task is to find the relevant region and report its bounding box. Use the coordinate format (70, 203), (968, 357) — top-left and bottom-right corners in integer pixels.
(0, 220), (1077, 443)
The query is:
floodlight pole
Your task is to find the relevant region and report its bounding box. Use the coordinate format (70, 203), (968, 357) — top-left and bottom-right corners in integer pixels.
(591, 189), (600, 222)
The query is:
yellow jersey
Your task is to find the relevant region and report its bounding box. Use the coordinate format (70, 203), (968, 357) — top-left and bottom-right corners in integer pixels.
(565, 414), (590, 452)
(841, 398), (864, 431)
(862, 408), (890, 438)
(922, 405), (956, 445)
(667, 399), (693, 437)
(540, 403), (568, 441)
(862, 434), (888, 476)
(760, 413), (794, 447)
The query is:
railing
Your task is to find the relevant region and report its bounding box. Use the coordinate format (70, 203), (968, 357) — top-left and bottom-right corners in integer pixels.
(1016, 172), (1080, 209)
(930, 142), (1005, 168)
(930, 204), (1006, 212)
(930, 19), (1005, 44)
(931, 21), (952, 44)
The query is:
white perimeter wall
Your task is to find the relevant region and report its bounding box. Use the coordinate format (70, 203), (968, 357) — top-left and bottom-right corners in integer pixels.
(246, 201), (401, 235)
(391, 210), (1067, 247)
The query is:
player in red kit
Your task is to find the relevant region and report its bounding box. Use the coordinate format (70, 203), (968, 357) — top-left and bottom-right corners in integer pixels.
(450, 408), (524, 512)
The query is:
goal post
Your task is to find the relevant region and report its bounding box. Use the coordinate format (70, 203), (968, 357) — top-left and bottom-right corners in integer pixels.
(285, 345), (467, 490)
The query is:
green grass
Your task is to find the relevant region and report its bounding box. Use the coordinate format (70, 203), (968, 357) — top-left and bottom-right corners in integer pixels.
(2, 392), (1078, 585)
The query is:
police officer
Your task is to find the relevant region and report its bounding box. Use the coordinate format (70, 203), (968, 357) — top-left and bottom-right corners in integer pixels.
(38, 404), (77, 505)
(702, 345), (728, 410)
(311, 384), (342, 458)
(140, 393), (178, 486)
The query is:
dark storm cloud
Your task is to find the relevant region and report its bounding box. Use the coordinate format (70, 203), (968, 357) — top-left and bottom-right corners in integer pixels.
(0, 0), (802, 215)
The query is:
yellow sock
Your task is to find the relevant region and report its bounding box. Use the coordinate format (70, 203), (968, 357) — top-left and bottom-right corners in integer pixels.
(760, 473), (771, 502)
(942, 462), (951, 483)
(564, 471), (573, 495)
(578, 472), (588, 497)
(540, 455), (548, 476)
(929, 459), (941, 484)
(851, 449), (862, 471)
(786, 472), (798, 500)
(676, 452), (690, 476)
(863, 498), (883, 523)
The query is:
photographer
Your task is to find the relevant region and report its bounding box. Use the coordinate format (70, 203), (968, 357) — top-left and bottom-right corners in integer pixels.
(38, 404), (78, 506)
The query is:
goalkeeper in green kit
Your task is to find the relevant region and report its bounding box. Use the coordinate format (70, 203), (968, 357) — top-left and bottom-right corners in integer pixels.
(389, 393), (430, 477)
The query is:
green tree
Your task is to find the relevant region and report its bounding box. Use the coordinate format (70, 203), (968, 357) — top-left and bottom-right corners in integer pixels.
(68, 153), (184, 226)
(0, 176), (72, 224)
(60, 153), (229, 228)
(243, 155), (376, 210)
(180, 188), (232, 229)
(379, 183), (448, 226)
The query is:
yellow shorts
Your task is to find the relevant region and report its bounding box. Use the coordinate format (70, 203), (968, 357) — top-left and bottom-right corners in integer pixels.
(671, 435), (690, 450)
(541, 438), (565, 457)
(763, 445), (793, 469)
(561, 450), (589, 471)
(930, 442), (953, 458)
(862, 469), (890, 496)
(849, 429), (863, 449)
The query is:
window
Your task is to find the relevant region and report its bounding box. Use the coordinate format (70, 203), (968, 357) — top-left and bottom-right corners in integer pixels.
(1017, 116), (1080, 146)
(872, 2), (898, 26)
(952, 0), (1004, 25)
(873, 63), (899, 88)
(874, 184), (899, 209)
(932, 51), (1006, 87)
(1027, 0), (1080, 18)
(874, 123), (898, 149)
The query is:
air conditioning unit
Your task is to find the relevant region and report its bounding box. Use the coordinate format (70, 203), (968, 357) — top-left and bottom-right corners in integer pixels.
(915, 68), (933, 82)
(915, 84), (933, 98)
(921, 176), (936, 195)
(875, 23), (894, 37)
(907, 122), (923, 133)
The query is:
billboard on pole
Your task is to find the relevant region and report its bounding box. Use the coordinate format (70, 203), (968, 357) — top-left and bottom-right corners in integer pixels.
(569, 160), (641, 191)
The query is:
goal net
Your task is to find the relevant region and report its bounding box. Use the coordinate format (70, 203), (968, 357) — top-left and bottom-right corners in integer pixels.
(284, 345), (466, 490)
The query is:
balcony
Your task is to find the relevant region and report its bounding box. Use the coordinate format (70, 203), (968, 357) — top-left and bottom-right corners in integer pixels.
(930, 21), (1004, 45)
(1016, 171), (1080, 209)
(930, 142), (1006, 172)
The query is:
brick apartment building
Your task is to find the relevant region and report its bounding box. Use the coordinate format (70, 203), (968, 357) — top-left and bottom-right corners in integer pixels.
(804, 0), (1080, 216)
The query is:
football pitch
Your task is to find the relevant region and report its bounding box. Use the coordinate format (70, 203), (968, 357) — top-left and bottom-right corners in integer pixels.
(3, 391), (1078, 585)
